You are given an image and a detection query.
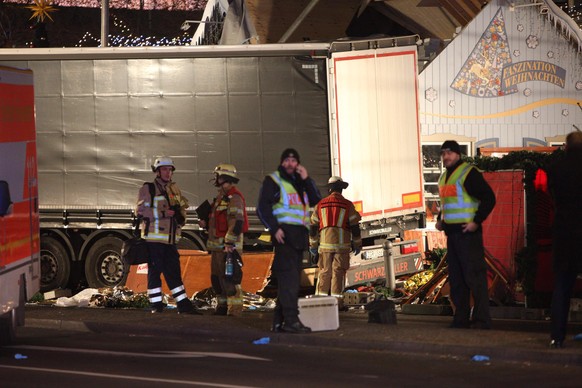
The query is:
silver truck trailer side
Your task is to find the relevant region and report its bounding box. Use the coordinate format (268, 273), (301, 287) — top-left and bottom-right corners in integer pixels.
(0, 39), (425, 292)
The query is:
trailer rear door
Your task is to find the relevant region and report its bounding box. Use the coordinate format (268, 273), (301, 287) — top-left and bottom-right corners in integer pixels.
(327, 46), (424, 225)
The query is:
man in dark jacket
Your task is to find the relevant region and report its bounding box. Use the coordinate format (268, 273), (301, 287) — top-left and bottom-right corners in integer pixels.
(436, 140), (496, 329)
(548, 131), (582, 348)
(257, 148), (321, 333)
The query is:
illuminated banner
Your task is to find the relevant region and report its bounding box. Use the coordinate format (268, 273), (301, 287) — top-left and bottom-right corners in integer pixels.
(501, 60), (566, 93)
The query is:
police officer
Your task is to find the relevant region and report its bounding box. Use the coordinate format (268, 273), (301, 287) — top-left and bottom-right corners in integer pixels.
(436, 141), (496, 329)
(137, 156), (198, 314)
(310, 176), (362, 304)
(257, 148), (321, 333)
(199, 163), (248, 316)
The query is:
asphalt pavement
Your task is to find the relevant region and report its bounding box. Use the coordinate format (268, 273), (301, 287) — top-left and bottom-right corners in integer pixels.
(22, 304), (582, 367)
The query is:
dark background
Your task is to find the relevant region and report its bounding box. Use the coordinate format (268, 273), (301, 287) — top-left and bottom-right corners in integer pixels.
(0, 4), (202, 47)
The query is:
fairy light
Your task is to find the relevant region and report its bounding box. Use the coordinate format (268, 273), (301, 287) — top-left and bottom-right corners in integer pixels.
(73, 13), (193, 47)
(6, 1), (206, 11)
(559, 2), (582, 27)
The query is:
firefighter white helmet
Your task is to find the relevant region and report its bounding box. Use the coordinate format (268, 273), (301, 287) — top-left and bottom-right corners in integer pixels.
(151, 156), (175, 172)
(328, 176), (349, 190)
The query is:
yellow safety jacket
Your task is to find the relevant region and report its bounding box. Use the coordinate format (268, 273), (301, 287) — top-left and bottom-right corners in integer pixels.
(438, 161), (479, 224)
(269, 171), (310, 229)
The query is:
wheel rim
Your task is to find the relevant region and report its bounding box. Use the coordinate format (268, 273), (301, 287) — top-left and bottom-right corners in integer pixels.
(40, 251), (58, 285)
(99, 251), (125, 286)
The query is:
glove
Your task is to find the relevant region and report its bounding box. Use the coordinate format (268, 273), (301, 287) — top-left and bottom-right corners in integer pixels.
(171, 204), (186, 226)
(309, 247), (319, 265)
(352, 244), (362, 256)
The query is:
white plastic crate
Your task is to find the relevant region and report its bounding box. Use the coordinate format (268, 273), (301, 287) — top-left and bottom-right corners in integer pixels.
(298, 296), (339, 331)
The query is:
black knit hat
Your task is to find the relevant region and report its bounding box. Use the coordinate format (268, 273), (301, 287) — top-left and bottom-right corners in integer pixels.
(440, 140), (462, 155)
(280, 148), (300, 164)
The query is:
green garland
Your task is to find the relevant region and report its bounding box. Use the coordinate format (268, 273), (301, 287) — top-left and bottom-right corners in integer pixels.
(464, 149), (564, 307)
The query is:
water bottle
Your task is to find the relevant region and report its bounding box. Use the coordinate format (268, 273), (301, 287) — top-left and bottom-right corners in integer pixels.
(225, 254), (234, 277)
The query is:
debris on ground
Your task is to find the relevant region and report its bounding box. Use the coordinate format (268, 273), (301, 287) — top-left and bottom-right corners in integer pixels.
(38, 286), (277, 311)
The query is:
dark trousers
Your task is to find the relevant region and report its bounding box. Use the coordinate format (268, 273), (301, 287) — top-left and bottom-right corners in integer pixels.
(210, 250), (239, 305)
(446, 231), (491, 326)
(550, 270), (577, 342)
(272, 243), (304, 325)
(147, 243), (191, 311)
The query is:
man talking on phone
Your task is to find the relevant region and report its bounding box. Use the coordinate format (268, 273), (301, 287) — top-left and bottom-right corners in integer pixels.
(257, 148), (321, 333)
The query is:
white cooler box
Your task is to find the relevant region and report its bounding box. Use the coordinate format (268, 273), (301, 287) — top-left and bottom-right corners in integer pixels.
(298, 296), (339, 331)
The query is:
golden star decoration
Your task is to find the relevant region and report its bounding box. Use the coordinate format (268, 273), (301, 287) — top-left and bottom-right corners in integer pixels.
(27, 0), (58, 23)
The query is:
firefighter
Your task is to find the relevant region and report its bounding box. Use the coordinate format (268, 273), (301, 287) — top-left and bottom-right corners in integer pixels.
(137, 156), (199, 314)
(199, 163), (248, 316)
(310, 176), (362, 306)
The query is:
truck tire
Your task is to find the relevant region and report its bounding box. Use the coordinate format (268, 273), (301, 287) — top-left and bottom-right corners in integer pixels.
(40, 236), (71, 292)
(84, 236), (128, 288)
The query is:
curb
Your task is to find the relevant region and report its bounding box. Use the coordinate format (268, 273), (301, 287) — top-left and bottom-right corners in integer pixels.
(25, 317), (582, 367)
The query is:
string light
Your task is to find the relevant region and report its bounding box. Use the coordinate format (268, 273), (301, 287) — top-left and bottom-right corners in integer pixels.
(560, 3), (582, 27)
(75, 14), (193, 46)
(7, 1), (206, 11)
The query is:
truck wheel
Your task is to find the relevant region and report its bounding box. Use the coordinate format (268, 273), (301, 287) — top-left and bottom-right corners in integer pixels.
(84, 236), (128, 288)
(40, 237), (71, 292)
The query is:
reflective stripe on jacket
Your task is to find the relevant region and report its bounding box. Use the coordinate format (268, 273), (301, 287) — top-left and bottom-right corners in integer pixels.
(269, 171), (310, 228)
(317, 193), (353, 231)
(438, 161), (479, 224)
(310, 192), (361, 252)
(207, 186), (247, 252)
(137, 179), (185, 244)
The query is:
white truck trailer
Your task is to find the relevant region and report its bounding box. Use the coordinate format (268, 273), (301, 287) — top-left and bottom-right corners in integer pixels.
(0, 37), (424, 292)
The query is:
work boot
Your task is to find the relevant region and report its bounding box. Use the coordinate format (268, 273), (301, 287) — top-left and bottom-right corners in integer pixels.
(282, 320), (311, 334)
(271, 314), (284, 332)
(150, 302), (165, 313)
(178, 309), (202, 315)
(214, 304), (228, 316)
(227, 304), (243, 317)
(178, 304), (202, 315)
(271, 323), (283, 333)
(177, 300), (200, 315)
